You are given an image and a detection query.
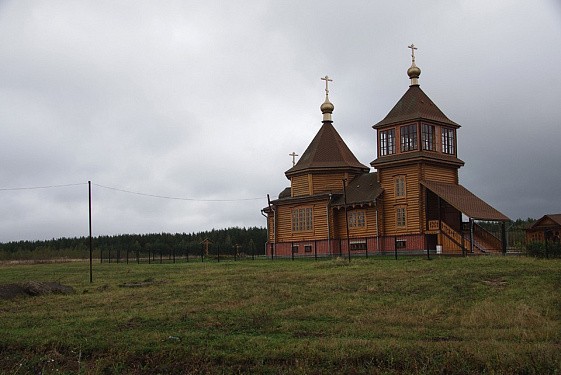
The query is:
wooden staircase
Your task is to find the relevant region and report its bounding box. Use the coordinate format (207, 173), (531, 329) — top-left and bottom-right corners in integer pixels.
(437, 221), (502, 254)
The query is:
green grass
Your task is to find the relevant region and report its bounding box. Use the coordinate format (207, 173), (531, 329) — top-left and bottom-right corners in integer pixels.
(1, 256), (560, 374)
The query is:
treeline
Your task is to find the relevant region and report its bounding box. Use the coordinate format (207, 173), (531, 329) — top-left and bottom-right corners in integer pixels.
(0, 227), (267, 261)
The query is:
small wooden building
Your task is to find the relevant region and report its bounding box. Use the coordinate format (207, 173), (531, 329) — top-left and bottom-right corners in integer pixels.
(263, 49), (509, 257)
(526, 214), (561, 243)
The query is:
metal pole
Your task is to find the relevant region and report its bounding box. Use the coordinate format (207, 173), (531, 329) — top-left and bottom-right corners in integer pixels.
(291, 242), (294, 261)
(501, 222), (507, 255)
(343, 179), (351, 263)
(88, 181), (93, 283)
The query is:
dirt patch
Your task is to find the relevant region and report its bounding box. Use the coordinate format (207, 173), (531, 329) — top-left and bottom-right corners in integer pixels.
(118, 278), (168, 288)
(0, 281), (75, 300)
(482, 278), (508, 288)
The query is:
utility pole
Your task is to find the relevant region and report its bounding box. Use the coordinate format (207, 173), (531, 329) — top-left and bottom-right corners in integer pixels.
(88, 181), (93, 283)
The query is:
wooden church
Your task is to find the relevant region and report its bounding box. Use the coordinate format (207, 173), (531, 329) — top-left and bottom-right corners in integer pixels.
(263, 46), (509, 257)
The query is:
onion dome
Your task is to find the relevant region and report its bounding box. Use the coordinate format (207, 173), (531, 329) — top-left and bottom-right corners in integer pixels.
(407, 44), (421, 86)
(320, 75), (334, 121)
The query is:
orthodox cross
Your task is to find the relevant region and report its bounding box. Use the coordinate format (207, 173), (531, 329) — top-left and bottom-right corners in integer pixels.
(408, 44), (417, 62)
(321, 75), (333, 95)
(289, 151), (298, 166)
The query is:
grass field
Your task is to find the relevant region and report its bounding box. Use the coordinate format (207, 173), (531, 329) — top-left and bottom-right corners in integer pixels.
(0, 256), (560, 374)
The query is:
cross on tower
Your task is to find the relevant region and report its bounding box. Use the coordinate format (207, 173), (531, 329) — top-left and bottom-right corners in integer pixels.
(289, 151), (298, 166)
(408, 44), (418, 62)
(321, 75), (333, 95)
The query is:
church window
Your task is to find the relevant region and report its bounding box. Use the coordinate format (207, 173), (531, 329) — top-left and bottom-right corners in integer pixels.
(442, 127), (456, 154)
(379, 129), (395, 156)
(400, 124), (418, 152)
(291, 207), (313, 232)
(396, 207), (406, 227)
(421, 123), (436, 151)
(395, 176), (406, 198)
(349, 210), (366, 228)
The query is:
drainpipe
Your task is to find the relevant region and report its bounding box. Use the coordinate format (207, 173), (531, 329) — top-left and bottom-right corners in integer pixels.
(327, 194), (332, 256)
(375, 198), (380, 253)
(267, 194), (276, 258)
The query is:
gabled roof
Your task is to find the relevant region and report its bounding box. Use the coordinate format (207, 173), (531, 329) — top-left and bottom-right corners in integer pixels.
(528, 214), (561, 230)
(332, 172), (383, 206)
(285, 121), (369, 177)
(422, 180), (509, 221)
(373, 85), (459, 128)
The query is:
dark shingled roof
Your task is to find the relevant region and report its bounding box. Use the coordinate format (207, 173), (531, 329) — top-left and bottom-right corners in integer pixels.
(422, 180), (509, 221)
(374, 85), (459, 128)
(286, 122), (369, 177)
(332, 172), (383, 206)
(278, 187), (291, 199)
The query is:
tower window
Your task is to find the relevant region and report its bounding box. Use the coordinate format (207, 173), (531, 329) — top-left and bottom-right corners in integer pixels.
(421, 123), (436, 151)
(292, 207), (313, 232)
(396, 207), (407, 227)
(400, 124), (418, 152)
(442, 127), (456, 155)
(395, 176), (406, 198)
(379, 129), (395, 156)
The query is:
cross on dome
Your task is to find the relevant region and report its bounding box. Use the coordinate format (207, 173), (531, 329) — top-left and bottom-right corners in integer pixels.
(408, 44), (417, 62)
(289, 151), (299, 166)
(321, 75), (333, 95)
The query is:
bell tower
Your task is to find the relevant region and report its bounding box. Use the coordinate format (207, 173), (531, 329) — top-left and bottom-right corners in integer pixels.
(371, 45), (464, 236)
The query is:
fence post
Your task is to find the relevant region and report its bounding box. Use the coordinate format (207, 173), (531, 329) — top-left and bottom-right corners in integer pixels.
(394, 236), (398, 260)
(291, 242), (294, 261)
(314, 240), (318, 260)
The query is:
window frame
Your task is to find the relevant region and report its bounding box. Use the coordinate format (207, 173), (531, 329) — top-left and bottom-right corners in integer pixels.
(421, 123), (436, 151)
(442, 127), (456, 155)
(395, 176), (406, 198)
(396, 207), (407, 227)
(348, 210), (366, 228)
(379, 128), (396, 156)
(350, 240), (367, 251)
(400, 123), (418, 152)
(291, 207), (313, 232)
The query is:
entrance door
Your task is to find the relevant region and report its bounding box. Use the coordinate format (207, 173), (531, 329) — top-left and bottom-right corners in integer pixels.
(426, 234), (437, 250)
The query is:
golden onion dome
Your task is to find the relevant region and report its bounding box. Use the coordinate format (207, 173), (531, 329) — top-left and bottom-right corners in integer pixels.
(320, 96), (334, 113)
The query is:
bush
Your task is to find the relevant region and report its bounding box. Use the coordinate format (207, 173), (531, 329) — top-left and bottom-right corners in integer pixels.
(526, 241), (561, 258)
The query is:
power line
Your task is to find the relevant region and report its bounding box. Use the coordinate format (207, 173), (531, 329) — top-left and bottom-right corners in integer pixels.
(0, 181), (265, 202)
(92, 183), (264, 202)
(0, 182), (87, 191)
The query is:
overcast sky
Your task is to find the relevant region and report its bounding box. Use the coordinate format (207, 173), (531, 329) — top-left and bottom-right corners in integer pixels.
(1, 1), (560, 242)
